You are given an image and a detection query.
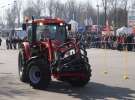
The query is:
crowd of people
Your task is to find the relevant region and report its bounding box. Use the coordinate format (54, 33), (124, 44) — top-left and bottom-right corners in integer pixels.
(1, 32), (135, 52)
(0, 37), (22, 50)
(81, 33), (135, 51)
(5, 37), (22, 50)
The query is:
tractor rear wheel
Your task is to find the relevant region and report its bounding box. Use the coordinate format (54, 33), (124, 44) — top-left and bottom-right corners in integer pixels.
(27, 59), (51, 89)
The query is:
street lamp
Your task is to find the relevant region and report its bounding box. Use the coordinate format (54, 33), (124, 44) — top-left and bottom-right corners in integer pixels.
(0, 3), (11, 25)
(1, 5), (6, 25)
(96, 4), (100, 34)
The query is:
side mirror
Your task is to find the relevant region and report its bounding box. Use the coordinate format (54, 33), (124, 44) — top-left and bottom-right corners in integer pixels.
(22, 23), (27, 30)
(32, 22), (37, 42)
(67, 24), (71, 31)
(32, 22), (37, 33)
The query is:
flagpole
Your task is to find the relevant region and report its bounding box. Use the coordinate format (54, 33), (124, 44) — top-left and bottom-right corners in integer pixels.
(97, 4), (99, 34)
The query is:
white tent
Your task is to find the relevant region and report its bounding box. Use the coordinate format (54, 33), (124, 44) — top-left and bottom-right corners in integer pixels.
(116, 26), (132, 36)
(84, 17), (93, 26)
(68, 19), (78, 32)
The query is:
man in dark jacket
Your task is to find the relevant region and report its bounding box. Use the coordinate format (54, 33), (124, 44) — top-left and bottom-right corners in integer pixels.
(6, 38), (10, 49)
(0, 38), (2, 46)
(126, 34), (134, 51)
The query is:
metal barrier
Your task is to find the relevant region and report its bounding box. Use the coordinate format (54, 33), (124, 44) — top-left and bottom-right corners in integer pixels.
(85, 41), (135, 51)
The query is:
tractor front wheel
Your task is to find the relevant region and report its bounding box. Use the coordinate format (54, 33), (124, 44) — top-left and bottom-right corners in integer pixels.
(69, 65), (91, 87)
(27, 59), (51, 89)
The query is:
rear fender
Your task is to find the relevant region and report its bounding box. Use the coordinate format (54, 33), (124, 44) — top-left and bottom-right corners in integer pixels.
(21, 42), (31, 60)
(26, 56), (44, 66)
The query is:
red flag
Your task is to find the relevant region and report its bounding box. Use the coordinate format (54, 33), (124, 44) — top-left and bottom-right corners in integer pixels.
(105, 20), (110, 35)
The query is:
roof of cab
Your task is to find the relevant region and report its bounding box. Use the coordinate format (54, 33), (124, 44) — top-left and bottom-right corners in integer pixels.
(26, 17), (65, 24)
(33, 18), (65, 24)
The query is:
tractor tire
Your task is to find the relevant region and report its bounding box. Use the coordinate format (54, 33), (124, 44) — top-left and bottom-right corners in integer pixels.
(27, 59), (51, 89)
(18, 51), (27, 82)
(69, 64), (91, 87)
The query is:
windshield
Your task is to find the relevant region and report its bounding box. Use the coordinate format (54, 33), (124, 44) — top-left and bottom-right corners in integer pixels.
(36, 24), (67, 42)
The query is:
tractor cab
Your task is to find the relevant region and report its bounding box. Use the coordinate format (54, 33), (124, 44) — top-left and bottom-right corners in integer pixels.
(36, 22), (67, 42)
(22, 17), (71, 43)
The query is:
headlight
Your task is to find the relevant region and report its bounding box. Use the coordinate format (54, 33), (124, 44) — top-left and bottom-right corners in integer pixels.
(80, 49), (87, 55)
(31, 45), (40, 55)
(80, 49), (85, 55)
(64, 49), (75, 58)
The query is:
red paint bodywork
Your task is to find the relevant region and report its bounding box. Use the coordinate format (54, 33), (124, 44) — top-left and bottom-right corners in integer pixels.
(33, 18), (65, 25)
(22, 18), (84, 80)
(22, 42), (31, 60)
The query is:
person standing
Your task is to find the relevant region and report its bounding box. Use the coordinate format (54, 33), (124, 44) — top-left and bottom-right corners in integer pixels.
(126, 34), (134, 51)
(117, 35), (123, 51)
(12, 37), (17, 49)
(6, 38), (10, 49)
(0, 38), (2, 46)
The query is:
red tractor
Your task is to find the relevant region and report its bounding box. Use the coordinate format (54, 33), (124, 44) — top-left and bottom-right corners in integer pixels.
(18, 17), (91, 89)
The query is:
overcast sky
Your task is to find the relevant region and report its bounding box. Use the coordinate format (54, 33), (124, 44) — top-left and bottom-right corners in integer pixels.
(0, 0), (101, 21)
(0, 0), (133, 11)
(0, 0), (101, 9)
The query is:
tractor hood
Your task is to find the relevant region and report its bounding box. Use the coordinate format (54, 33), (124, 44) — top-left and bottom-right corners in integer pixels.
(51, 39), (79, 54)
(53, 39), (75, 49)
(40, 39), (78, 53)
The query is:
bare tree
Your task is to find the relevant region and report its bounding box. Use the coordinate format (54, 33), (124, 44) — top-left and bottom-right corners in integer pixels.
(0, 16), (4, 28)
(61, 3), (69, 21)
(21, 0), (97, 25)
(102, 0), (110, 25)
(23, 0), (45, 18)
(53, 0), (61, 17)
(32, 0), (45, 16)
(47, 0), (55, 17)
(76, 3), (85, 24)
(108, 0), (129, 28)
(23, 7), (39, 17)
(85, 1), (96, 24)
(66, 0), (77, 20)
(6, 8), (17, 28)
(15, 0), (22, 27)
(119, 0), (128, 26)
(108, 0), (119, 32)
(119, 0), (128, 10)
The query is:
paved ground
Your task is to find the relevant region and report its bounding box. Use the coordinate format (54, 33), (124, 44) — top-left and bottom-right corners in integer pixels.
(0, 38), (135, 100)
